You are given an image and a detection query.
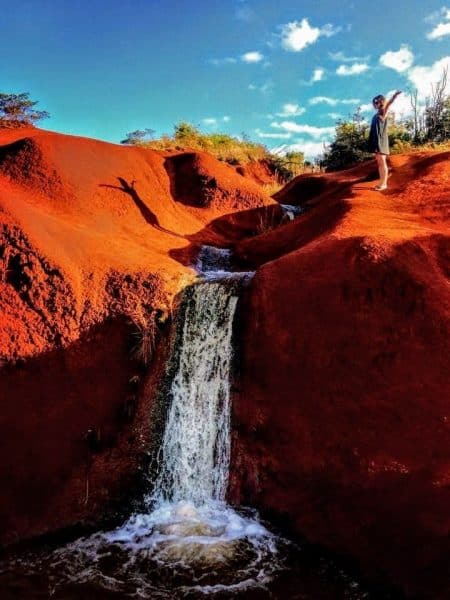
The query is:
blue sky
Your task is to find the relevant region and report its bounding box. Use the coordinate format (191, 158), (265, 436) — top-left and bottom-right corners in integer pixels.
(1, 0), (450, 157)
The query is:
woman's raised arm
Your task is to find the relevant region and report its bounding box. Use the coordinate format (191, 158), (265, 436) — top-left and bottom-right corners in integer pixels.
(382, 90), (402, 116)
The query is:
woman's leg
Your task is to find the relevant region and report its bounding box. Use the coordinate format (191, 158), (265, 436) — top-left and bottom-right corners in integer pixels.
(379, 153), (388, 187)
(375, 153), (388, 189)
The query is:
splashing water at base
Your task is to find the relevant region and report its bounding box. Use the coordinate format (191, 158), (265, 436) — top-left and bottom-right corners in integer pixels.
(37, 501), (285, 598)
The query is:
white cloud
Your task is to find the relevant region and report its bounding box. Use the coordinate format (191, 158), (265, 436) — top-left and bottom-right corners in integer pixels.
(297, 140), (329, 159)
(327, 112), (342, 119)
(427, 7), (450, 39)
(379, 45), (414, 72)
(312, 68), (325, 82)
(255, 129), (292, 139)
(321, 24), (342, 37)
(248, 81), (274, 94)
(280, 18), (340, 52)
(384, 90), (414, 119)
(428, 21), (450, 39)
(271, 120), (335, 138)
(336, 63), (369, 75)
(276, 103), (306, 117)
(272, 140), (328, 159)
(309, 96), (338, 106)
(242, 51), (264, 63)
(425, 7), (449, 22)
(209, 57), (237, 66)
(359, 103), (374, 113)
(281, 19), (320, 51)
(408, 55), (450, 99)
(329, 51), (369, 62)
(309, 96), (359, 106)
(209, 51), (264, 66)
(202, 116), (231, 127)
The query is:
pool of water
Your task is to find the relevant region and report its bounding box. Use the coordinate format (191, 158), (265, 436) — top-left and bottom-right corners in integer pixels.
(0, 502), (401, 600)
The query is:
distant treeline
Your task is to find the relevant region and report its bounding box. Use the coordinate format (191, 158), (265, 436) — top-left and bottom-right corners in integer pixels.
(120, 122), (308, 182)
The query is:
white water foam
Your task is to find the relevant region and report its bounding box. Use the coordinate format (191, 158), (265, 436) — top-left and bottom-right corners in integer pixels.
(195, 244), (254, 281)
(280, 204), (304, 220)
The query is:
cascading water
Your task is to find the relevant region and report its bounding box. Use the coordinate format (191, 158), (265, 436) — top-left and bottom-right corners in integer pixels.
(149, 281), (236, 506)
(57, 275), (283, 597)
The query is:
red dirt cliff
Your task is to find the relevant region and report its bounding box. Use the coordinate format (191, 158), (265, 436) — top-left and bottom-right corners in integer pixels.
(230, 151), (450, 598)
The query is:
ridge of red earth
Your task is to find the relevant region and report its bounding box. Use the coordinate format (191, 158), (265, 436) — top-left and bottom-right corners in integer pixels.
(230, 151), (450, 598)
(0, 127), (274, 544)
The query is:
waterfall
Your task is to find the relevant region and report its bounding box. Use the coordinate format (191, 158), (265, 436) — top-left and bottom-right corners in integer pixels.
(14, 262), (284, 597)
(150, 280), (239, 506)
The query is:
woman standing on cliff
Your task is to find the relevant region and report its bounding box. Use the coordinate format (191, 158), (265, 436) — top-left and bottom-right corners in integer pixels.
(368, 91), (402, 190)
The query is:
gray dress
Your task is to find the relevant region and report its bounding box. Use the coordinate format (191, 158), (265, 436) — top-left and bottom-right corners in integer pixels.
(368, 113), (389, 154)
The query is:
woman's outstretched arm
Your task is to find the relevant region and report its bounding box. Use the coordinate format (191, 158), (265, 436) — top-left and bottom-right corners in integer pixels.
(381, 90), (402, 116)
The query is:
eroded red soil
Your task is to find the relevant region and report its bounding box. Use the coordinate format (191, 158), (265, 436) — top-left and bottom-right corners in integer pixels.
(230, 152), (450, 598)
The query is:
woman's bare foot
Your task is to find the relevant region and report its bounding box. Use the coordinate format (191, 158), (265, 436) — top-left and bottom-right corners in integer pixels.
(373, 184), (387, 191)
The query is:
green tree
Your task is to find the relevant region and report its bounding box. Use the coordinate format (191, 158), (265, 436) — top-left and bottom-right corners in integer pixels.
(120, 128), (155, 145)
(388, 121), (413, 151)
(271, 151), (305, 181)
(320, 108), (371, 171)
(0, 92), (49, 128)
(173, 121), (201, 141)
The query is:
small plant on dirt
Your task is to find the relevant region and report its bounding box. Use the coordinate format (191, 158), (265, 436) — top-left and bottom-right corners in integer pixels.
(129, 305), (159, 366)
(254, 208), (285, 235)
(262, 181), (285, 196)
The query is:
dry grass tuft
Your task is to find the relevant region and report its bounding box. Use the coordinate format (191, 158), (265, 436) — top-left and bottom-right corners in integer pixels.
(254, 208), (285, 235)
(261, 181), (285, 196)
(129, 305), (159, 366)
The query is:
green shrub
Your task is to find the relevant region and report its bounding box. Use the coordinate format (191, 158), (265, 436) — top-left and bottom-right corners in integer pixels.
(122, 121), (270, 166)
(0, 92), (49, 128)
(122, 122), (316, 181)
(320, 110), (371, 171)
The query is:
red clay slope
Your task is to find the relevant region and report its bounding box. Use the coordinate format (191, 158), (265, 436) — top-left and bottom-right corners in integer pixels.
(0, 127), (273, 361)
(230, 152), (450, 597)
(0, 127), (273, 544)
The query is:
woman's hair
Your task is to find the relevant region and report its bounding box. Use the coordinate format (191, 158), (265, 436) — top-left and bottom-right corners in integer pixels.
(372, 94), (385, 106)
